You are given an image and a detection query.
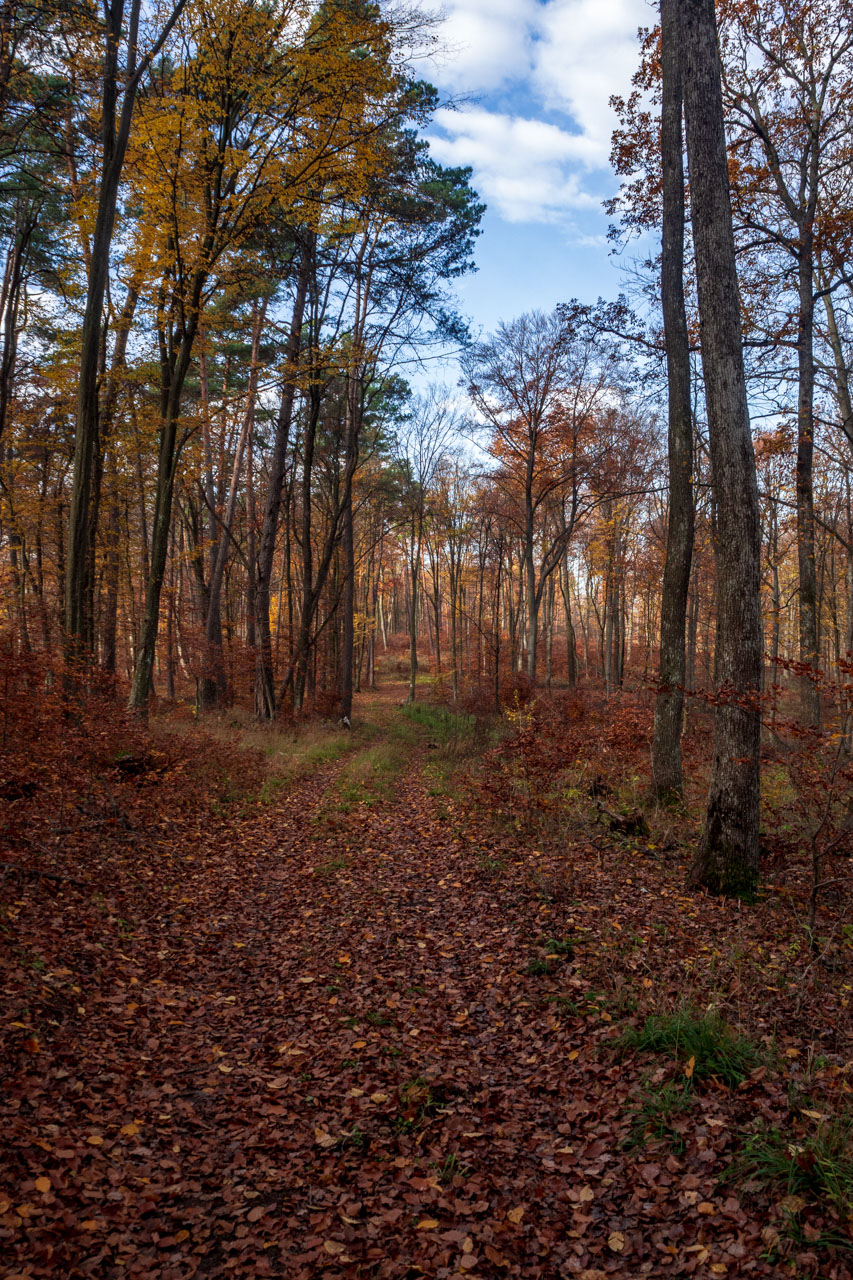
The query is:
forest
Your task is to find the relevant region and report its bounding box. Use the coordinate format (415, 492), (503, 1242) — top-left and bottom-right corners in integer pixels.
(0, 0), (852, 1276)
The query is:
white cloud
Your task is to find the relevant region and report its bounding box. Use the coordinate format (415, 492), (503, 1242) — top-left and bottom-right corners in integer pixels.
(533, 0), (653, 163)
(427, 0), (538, 92)
(429, 106), (602, 223)
(423, 0), (652, 225)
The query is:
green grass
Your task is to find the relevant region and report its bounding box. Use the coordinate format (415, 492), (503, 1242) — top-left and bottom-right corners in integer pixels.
(314, 855), (348, 877)
(618, 1007), (762, 1087)
(626, 1079), (695, 1152)
(724, 1117), (853, 1219)
(397, 702), (475, 741)
(542, 937), (575, 956)
(434, 1151), (472, 1183)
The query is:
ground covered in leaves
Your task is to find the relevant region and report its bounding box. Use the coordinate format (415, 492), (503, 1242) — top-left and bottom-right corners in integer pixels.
(1, 680), (852, 1279)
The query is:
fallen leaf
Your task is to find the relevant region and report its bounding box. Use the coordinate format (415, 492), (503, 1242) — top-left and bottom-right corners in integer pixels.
(417, 1218), (439, 1230)
(507, 1205), (525, 1224)
(35, 1177), (51, 1194)
(608, 1232), (625, 1253)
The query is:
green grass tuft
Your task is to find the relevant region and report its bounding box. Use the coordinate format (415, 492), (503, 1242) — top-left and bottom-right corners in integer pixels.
(626, 1079), (695, 1152)
(724, 1117), (853, 1219)
(619, 1006), (761, 1087)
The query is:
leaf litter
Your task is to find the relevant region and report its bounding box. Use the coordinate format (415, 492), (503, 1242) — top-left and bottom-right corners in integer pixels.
(1, 685), (851, 1278)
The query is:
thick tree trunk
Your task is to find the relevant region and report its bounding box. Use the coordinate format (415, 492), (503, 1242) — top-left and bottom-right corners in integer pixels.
(652, 0), (695, 801)
(681, 0), (762, 895)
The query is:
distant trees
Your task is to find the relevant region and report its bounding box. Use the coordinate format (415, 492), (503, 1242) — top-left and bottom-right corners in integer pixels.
(464, 305), (623, 686)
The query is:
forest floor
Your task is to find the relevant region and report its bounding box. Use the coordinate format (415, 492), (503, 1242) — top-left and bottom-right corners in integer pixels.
(1, 680), (852, 1280)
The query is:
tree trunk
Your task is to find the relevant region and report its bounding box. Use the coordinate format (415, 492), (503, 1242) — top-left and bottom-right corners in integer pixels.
(795, 240), (821, 725)
(201, 299), (264, 710)
(681, 0), (762, 896)
(255, 237), (311, 718)
(340, 392), (357, 722)
(653, 0), (695, 801)
(524, 496), (537, 683)
(65, 0), (186, 661)
(408, 517), (420, 703)
(128, 319), (198, 713)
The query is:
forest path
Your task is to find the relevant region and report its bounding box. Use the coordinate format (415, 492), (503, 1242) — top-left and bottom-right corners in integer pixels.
(3, 686), (803, 1279)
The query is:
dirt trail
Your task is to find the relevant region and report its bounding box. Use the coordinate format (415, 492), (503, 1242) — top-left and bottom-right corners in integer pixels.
(1, 689), (842, 1279)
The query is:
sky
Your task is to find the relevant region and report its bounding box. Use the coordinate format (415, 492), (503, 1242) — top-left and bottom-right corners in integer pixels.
(419, 0), (655, 344)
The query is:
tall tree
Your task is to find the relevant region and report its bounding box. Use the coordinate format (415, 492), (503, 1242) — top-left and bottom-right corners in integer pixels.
(681, 0), (763, 894)
(652, 0), (695, 800)
(64, 0), (187, 661)
(720, 0), (853, 726)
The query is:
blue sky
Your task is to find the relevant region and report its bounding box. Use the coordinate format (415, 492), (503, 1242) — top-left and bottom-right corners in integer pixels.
(421, 0), (655, 339)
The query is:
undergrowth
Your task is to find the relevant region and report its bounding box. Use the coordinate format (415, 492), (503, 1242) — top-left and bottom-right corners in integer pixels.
(619, 1006), (762, 1087)
(724, 1116), (853, 1220)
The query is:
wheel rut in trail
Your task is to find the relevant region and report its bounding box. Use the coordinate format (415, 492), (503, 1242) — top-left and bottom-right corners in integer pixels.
(3, 689), (822, 1279)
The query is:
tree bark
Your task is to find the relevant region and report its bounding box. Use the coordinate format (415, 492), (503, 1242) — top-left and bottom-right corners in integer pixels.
(652, 0), (695, 801)
(681, 0), (762, 896)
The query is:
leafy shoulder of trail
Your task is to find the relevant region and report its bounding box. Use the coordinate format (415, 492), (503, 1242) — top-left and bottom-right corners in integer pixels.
(1, 672), (852, 1279)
